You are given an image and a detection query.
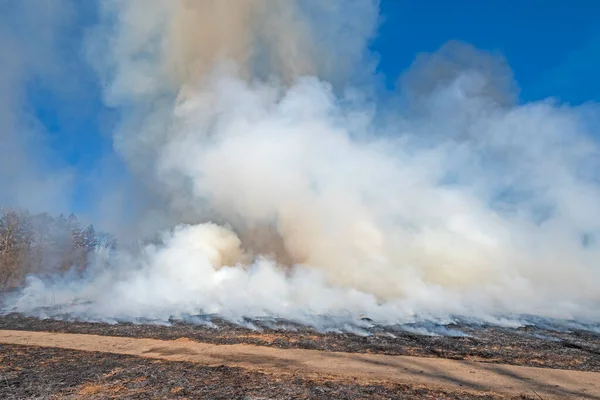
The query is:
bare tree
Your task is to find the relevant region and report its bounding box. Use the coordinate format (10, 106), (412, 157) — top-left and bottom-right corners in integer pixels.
(0, 207), (115, 289)
(0, 209), (30, 288)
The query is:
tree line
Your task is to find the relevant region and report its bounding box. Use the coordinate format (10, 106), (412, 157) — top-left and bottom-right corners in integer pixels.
(0, 208), (116, 289)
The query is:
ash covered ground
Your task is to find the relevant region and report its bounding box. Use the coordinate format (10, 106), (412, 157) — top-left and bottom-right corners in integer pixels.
(1, 312), (599, 373)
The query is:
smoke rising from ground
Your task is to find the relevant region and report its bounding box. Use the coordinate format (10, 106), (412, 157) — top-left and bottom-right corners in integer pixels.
(5, 1), (600, 329)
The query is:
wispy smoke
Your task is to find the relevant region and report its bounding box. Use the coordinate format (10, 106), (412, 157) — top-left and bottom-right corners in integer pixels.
(0, 0), (80, 213)
(6, 0), (600, 329)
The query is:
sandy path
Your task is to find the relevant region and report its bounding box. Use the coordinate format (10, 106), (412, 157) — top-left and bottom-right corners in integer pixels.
(0, 329), (598, 399)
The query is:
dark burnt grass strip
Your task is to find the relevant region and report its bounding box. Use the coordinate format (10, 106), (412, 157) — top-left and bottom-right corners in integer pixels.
(0, 313), (599, 372)
(0, 343), (520, 400)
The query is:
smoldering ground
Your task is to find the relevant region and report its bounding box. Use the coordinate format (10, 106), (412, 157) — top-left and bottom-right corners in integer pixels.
(2, 0), (600, 333)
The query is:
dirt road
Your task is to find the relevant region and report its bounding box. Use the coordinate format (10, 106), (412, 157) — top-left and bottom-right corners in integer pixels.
(0, 329), (598, 399)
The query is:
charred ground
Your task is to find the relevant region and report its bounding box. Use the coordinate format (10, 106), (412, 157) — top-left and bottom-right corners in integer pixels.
(1, 313), (599, 373)
(0, 342), (532, 400)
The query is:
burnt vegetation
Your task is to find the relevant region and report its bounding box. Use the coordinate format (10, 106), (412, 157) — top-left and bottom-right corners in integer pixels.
(0, 208), (115, 289)
(1, 314), (599, 373)
(0, 343), (524, 400)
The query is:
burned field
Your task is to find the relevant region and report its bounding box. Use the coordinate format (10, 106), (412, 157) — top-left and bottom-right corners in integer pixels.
(1, 313), (599, 373)
(0, 343), (516, 400)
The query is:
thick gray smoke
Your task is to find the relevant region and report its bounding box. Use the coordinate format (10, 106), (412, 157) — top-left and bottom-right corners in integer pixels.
(6, 0), (600, 329)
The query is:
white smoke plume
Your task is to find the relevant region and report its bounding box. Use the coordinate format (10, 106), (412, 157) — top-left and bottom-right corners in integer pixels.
(6, 0), (600, 330)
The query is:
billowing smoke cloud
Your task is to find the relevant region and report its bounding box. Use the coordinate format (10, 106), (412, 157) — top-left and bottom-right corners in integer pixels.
(6, 0), (600, 329)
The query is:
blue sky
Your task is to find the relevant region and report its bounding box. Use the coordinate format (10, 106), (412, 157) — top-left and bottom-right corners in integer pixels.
(375, 0), (600, 103)
(8, 0), (600, 218)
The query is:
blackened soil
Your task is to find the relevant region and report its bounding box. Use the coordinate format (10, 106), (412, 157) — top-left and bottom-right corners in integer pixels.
(0, 343), (520, 399)
(1, 313), (599, 372)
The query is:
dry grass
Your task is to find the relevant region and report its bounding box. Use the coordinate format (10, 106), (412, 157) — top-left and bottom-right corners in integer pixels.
(0, 344), (512, 400)
(1, 313), (599, 372)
